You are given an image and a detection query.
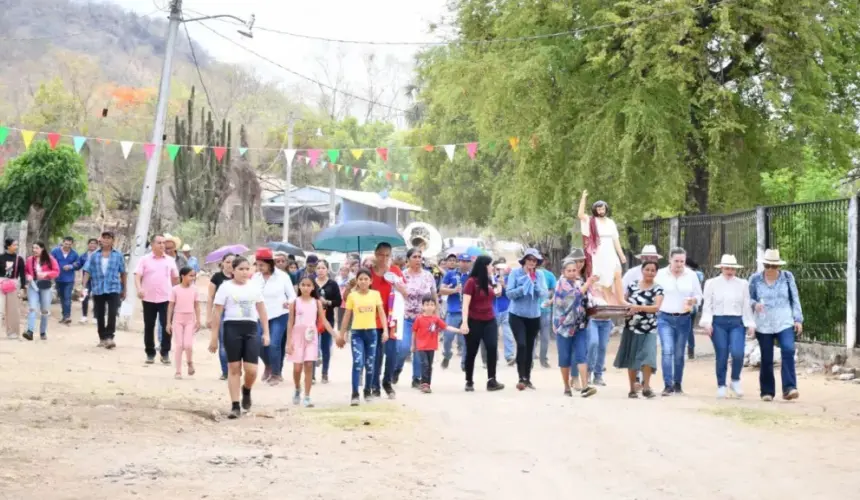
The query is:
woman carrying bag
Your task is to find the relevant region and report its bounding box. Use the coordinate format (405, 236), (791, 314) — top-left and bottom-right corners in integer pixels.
(24, 242), (60, 341)
(1, 238), (27, 339)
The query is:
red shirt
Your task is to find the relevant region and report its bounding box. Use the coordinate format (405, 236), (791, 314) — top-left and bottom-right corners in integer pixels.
(463, 277), (496, 321)
(413, 315), (447, 351)
(370, 265), (404, 329)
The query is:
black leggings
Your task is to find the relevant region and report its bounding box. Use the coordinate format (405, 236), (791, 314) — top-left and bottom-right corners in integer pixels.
(465, 317), (498, 384)
(509, 313), (540, 382)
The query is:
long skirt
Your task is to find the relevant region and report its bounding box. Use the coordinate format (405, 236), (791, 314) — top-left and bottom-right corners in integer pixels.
(613, 329), (657, 372)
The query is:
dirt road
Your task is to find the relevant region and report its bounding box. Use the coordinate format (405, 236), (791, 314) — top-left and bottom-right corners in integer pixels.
(1, 318), (859, 499)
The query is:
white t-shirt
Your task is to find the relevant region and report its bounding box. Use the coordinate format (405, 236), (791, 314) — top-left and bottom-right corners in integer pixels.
(251, 269), (296, 320)
(214, 280), (264, 322)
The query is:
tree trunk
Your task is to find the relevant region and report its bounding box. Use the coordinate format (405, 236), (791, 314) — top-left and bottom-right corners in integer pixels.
(26, 203), (45, 245)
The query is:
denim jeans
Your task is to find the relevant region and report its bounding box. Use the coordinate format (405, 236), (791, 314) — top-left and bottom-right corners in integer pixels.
(657, 312), (692, 388)
(264, 314), (289, 376)
(537, 310), (552, 362)
(55, 281), (74, 320)
(351, 329), (378, 394)
(442, 312), (465, 369)
(688, 306), (698, 350)
(27, 283), (52, 335)
(756, 328), (797, 397)
(371, 328), (398, 390)
(587, 319), (613, 378)
(499, 310), (515, 361)
(396, 318), (421, 381)
(318, 332), (333, 376)
(218, 315), (228, 376)
(711, 315), (745, 387)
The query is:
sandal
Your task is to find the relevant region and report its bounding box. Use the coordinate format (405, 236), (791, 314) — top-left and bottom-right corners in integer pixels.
(187, 363), (195, 376)
(628, 391), (639, 399)
(642, 389), (656, 399)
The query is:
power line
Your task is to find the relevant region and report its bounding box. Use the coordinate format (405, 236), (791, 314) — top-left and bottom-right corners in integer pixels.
(195, 22), (410, 115)
(192, 2), (728, 47)
(183, 22), (219, 122)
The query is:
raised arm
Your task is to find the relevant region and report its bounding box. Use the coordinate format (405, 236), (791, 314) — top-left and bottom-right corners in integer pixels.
(577, 189), (589, 222)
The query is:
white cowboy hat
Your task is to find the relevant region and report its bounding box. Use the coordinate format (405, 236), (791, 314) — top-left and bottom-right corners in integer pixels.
(634, 244), (662, 259)
(715, 254), (743, 269)
(759, 249), (787, 266)
(181, 244), (192, 252)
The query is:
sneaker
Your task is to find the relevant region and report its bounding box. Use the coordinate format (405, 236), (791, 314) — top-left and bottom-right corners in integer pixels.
(661, 387), (674, 397)
(104, 339), (116, 350)
(784, 389), (799, 400)
(506, 358), (515, 366)
(525, 381), (536, 390)
(302, 396), (314, 408)
(174, 373), (182, 380)
(79, 316), (88, 324)
(730, 381), (743, 398)
(628, 391), (639, 399)
(161, 355), (171, 365)
(40, 334), (47, 341)
(6, 332), (18, 340)
(687, 345), (695, 360)
(228, 406), (242, 419)
(593, 376), (606, 387)
(23, 331), (34, 341)
(97, 340), (106, 348)
(762, 395), (774, 402)
(717, 386), (727, 399)
(392, 371), (401, 385)
(292, 390), (301, 405)
(465, 382), (475, 392)
(672, 382), (683, 394)
(219, 374), (228, 381)
(411, 379), (420, 389)
(187, 363), (196, 376)
(564, 389), (573, 397)
(420, 383), (432, 394)
(371, 388), (382, 399)
(321, 374), (329, 384)
(261, 368), (271, 382)
(642, 388), (656, 399)
(62, 318), (72, 325)
(241, 386), (252, 410)
(486, 379), (505, 391)
(382, 382), (396, 399)
(540, 360), (550, 369)
(581, 386), (597, 398)
(363, 389), (372, 401)
(145, 356), (155, 365)
(441, 357), (450, 369)
(516, 380), (526, 391)
(350, 393), (360, 406)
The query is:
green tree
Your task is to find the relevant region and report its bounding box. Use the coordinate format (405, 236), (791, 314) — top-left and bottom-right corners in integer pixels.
(0, 141), (92, 242)
(413, 0), (860, 237)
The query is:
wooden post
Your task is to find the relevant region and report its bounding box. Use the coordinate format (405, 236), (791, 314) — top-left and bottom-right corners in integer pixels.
(17, 221), (28, 257)
(846, 196), (858, 354)
(756, 206), (766, 273)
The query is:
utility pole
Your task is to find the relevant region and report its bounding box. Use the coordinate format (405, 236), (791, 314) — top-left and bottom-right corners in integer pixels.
(282, 112), (295, 243)
(329, 169), (337, 226)
(122, 0), (182, 325)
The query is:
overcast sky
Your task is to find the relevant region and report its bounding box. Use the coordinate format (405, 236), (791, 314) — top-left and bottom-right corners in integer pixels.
(116, 0), (450, 123)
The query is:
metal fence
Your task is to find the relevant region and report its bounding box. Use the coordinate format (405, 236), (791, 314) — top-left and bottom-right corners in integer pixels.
(640, 198), (852, 347)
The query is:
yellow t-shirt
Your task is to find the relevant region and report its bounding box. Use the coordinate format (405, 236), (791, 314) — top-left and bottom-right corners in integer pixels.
(346, 290), (383, 330)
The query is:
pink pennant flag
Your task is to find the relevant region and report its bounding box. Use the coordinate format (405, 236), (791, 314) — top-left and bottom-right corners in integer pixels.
(353, 167), (359, 176)
(376, 147), (389, 162)
(213, 147), (227, 162)
(143, 143), (155, 160)
(308, 149), (322, 166)
(466, 142), (478, 159)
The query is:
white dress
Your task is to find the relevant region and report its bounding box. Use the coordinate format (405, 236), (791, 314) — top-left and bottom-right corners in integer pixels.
(582, 217), (621, 289)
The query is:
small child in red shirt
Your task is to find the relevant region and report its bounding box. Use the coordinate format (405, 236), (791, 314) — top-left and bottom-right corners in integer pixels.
(412, 295), (462, 393)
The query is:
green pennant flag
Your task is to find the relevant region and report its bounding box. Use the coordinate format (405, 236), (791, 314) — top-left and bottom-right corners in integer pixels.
(327, 149), (340, 163)
(167, 144), (180, 162)
(377, 171), (384, 178)
(401, 173), (408, 182)
(0, 126), (8, 145)
(487, 141), (497, 152)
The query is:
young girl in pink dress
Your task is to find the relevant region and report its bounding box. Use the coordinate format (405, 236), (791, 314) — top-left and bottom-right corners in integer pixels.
(167, 267), (200, 379)
(287, 276), (335, 408)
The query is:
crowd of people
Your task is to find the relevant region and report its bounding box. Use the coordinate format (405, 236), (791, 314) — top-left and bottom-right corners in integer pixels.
(0, 214), (804, 417)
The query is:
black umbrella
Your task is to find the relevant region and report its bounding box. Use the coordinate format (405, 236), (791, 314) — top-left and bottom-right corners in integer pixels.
(265, 241), (305, 257)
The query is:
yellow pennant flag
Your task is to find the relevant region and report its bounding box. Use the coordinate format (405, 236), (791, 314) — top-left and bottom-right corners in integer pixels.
(350, 149), (364, 160)
(337, 164), (343, 171)
(192, 145), (204, 155)
(509, 136), (520, 152)
(21, 130), (36, 150)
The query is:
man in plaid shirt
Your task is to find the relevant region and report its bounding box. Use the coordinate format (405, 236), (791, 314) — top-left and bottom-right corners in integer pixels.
(82, 231), (127, 349)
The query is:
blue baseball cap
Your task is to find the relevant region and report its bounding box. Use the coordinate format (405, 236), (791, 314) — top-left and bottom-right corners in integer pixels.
(457, 253), (472, 261)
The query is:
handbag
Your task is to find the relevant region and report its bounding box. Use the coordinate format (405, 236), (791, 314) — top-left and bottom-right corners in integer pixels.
(1, 257), (18, 294)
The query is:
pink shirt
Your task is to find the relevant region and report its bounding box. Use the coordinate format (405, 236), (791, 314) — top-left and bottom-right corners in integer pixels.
(135, 253), (178, 303)
(169, 284), (197, 313)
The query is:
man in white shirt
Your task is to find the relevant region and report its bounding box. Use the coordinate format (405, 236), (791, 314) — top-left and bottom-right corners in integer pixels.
(654, 247), (703, 396)
(622, 245), (662, 291)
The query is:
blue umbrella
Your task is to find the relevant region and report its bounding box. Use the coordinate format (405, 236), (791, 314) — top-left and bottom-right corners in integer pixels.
(265, 241), (305, 257)
(312, 220), (406, 253)
(465, 246), (485, 257)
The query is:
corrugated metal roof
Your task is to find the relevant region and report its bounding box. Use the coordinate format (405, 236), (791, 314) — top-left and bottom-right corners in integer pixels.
(303, 186), (423, 212)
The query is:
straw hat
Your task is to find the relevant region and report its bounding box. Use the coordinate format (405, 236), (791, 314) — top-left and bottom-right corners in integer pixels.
(759, 249), (787, 266)
(715, 254), (743, 269)
(634, 244), (662, 259)
(181, 244), (192, 252)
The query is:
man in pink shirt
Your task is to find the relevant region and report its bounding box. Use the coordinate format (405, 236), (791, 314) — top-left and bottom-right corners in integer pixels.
(135, 234), (179, 364)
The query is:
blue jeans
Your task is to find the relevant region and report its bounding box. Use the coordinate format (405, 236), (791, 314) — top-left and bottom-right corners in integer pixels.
(538, 310), (552, 362)
(372, 328), (398, 390)
(587, 319), (613, 378)
(711, 315), (745, 387)
(657, 312), (692, 388)
(688, 306), (698, 350)
(499, 310), (515, 361)
(27, 283), (52, 336)
(351, 329), (377, 394)
(218, 316), (228, 376)
(442, 312), (465, 369)
(264, 314), (289, 376)
(756, 328), (797, 397)
(396, 318), (421, 382)
(55, 281), (74, 320)
(319, 332), (332, 377)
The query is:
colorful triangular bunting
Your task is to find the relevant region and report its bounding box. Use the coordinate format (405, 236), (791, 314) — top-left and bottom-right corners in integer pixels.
(466, 142), (478, 159)
(120, 141), (133, 159)
(73, 136), (86, 153)
(0, 126), (8, 145)
(443, 144), (456, 161)
(308, 149), (322, 166)
(423, 144), (434, 152)
(192, 145), (204, 155)
(327, 149), (340, 163)
(47, 132), (61, 149)
(376, 147), (389, 162)
(21, 130), (35, 150)
(167, 144), (180, 162)
(213, 147), (227, 162)
(350, 149), (364, 160)
(143, 143), (155, 161)
(353, 167), (359, 176)
(239, 147), (248, 157)
(284, 148), (297, 167)
(508, 137), (519, 152)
